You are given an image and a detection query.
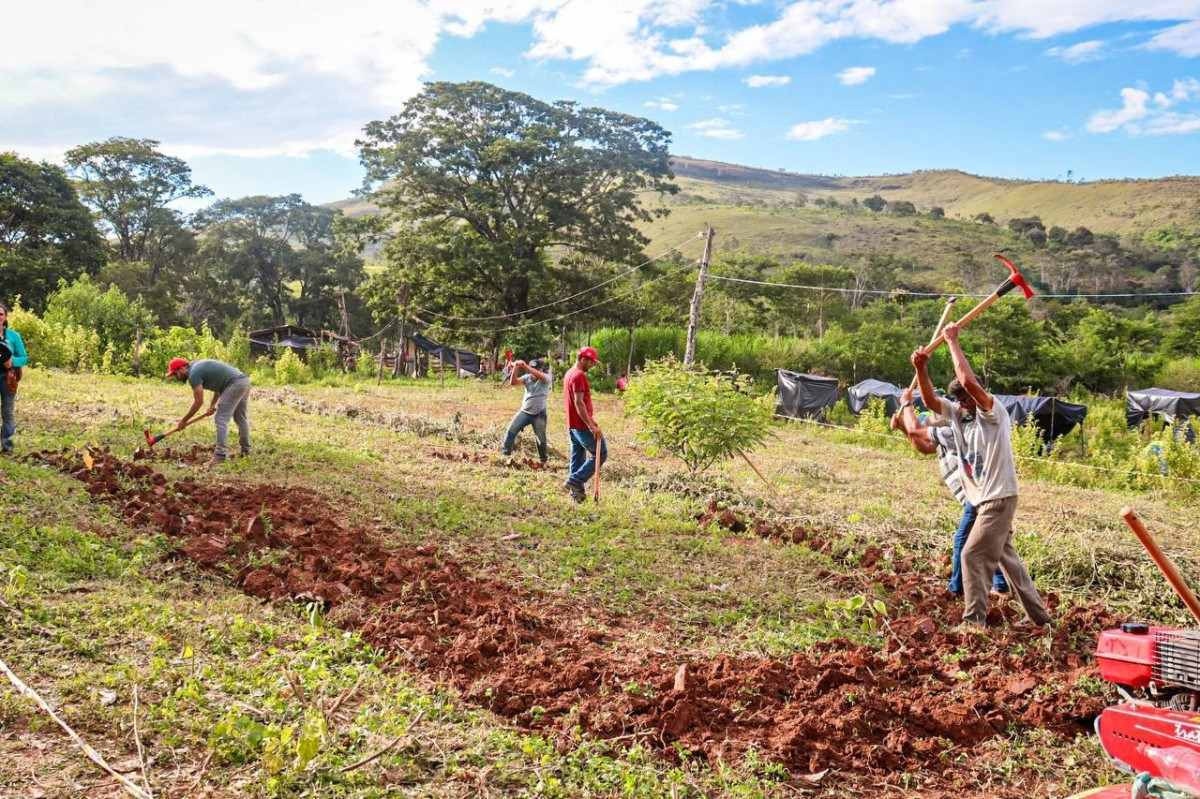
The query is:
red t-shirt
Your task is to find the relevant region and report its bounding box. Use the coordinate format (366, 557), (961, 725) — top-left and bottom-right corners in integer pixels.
(563, 366), (593, 430)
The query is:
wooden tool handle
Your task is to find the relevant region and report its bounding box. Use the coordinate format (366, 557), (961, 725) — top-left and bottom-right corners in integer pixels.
(924, 293), (1001, 354)
(909, 298), (958, 391)
(1122, 507), (1200, 624)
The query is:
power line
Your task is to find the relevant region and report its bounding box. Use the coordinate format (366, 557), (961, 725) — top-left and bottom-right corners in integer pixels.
(415, 232), (706, 322)
(708, 273), (1197, 300)
(411, 257), (699, 337)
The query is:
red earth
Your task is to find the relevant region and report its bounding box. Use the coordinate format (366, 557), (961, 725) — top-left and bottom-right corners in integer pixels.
(39, 448), (1123, 797)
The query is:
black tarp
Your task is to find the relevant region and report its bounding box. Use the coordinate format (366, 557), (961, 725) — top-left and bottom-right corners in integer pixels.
(995, 395), (1088, 443)
(847, 379), (902, 415)
(776, 370), (840, 420)
(1126, 387), (1200, 427)
(248, 325), (320, 357)
(411, 332), (482, 375)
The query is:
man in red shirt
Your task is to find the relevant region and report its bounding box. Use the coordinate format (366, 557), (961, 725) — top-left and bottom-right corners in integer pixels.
(563, 346), (606, 503)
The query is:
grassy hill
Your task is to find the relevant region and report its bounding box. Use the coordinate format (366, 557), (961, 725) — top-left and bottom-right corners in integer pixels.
(334, 155), (1199, 294)
(666, 156), (1200, 236)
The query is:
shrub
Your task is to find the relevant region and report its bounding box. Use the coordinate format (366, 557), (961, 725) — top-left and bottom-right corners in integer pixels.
(306, 343), (340, 378)
(625, 356), (773, 475)
(273, 349), (312, 384)
(42, 275), (153, 371)
(141, 323), (229, 378)
(1158, 357), (1200, 392)
(4, 302), (50, 367)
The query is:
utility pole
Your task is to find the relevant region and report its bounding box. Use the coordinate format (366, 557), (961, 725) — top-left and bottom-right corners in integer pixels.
(393, 285), (410, 378)
(683, 225), (715, 368)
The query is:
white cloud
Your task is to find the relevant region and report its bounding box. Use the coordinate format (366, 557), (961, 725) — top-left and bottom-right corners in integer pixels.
(1042, 129), (1071, 141)
(1147, 20), (1200, 56)
(1086, 80), (1200, 136)
(490, 66), (516, 78)
(837, 66), (876, 85)
(688, 118), (744, 139)
(1087, 88), (1151, 133)
(1045, 40), (1105, 63)
(644, 97), (680, 111)
(744, 74), (791, 87)
(717, 103), (745, 114)
(786, 117), (855, 141)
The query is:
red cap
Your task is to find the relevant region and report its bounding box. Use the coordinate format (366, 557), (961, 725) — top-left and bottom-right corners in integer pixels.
(166, 357), (189, 377)
(578, 346), (600, 363)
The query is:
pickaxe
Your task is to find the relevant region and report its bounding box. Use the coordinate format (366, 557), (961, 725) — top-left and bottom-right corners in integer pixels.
(143, 409), (214, 448)
(922, 253), (1035, 354)
(908, 295), (958, 392)
(593, 433), (604, 503)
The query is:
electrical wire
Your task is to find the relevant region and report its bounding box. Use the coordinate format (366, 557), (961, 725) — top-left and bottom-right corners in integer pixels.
(707, 274), (1197, 300)
(410, 256), (699, 337)
(414, 232), (706, 322)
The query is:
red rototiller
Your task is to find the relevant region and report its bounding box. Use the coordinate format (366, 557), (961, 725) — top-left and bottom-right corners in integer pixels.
(1076, 509), (1200, 798)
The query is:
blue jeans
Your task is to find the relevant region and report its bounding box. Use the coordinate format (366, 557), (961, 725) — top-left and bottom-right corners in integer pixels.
(0, 378), (14, 452)
(949, 502), (1009, 595)
(502, 410), (548, 461)
(567, 429), (608, 487)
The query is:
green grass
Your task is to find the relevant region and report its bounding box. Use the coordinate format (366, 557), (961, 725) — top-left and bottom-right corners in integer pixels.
(4, 369), (1192, 796)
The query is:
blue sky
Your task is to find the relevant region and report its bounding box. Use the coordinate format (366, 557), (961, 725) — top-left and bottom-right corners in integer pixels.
(4, 2), (1200, 205)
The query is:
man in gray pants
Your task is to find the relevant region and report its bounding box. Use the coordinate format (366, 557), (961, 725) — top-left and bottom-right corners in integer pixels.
(167, 357), (251, 465)
(911, 322), (1051, 630)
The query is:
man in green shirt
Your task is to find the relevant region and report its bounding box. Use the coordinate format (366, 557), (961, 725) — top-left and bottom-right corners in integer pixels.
(167, 357), (251, 464)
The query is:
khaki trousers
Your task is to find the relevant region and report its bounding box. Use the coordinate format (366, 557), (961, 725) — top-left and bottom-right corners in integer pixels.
(961, 495), (1052, 626)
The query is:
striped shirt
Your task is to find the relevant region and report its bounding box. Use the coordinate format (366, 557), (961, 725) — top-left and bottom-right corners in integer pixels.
(932, 426), (968, 505)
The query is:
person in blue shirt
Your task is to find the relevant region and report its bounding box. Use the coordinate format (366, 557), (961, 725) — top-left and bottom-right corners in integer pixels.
(0, 303), (30, 454)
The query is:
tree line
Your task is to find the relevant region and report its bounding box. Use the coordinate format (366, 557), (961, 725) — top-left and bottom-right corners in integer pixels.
(3, 80), (1200, 395)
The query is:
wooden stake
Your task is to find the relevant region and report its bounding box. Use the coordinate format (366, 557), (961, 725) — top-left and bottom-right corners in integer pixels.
(1121, 507), (1200, 624)
(0, 658), (152, 799)
(739, 450), (775, 495)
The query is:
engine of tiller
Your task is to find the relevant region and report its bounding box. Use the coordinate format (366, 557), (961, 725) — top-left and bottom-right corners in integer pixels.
(1096, 622), (1200, 794)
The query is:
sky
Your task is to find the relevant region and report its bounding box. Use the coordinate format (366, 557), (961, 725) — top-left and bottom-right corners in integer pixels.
(5, 1), (1200, 205)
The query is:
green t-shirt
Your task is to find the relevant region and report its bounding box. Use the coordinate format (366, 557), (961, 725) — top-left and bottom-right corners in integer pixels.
(187, 359), (246, 393)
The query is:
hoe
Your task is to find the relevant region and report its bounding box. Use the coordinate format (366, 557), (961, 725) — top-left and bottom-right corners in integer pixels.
(143, 409), (214, 448)
(1074, 509), (1200, 798)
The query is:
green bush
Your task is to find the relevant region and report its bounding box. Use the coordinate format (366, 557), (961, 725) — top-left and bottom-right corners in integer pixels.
(273, 349), (312, 384)
(591, 326), (808, 383)
(306, 344), (339, 377)
(1158, 357), (1200, 392)
(141, 323), (229, 378)
(625, 356), (773, 475)
(5, 302), (50, 367)
(42, 275), (153, 372)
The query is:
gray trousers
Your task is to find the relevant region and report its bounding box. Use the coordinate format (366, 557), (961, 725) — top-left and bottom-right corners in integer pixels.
(961, 495), (1052, 626)
(213, 377), (251, 458)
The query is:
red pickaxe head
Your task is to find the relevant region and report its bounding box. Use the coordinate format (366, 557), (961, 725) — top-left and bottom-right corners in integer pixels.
(992, 253), (1035, 299)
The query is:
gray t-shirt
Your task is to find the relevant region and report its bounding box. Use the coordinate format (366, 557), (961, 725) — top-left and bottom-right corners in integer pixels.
(519, 371), (552, 415)
(932, 398), (1019, 505)
(188, 359), (247, 393)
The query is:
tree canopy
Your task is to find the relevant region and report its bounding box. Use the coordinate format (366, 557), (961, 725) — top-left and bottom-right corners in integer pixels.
(357, 81), (677, 336)
(0, 152), (107, 310)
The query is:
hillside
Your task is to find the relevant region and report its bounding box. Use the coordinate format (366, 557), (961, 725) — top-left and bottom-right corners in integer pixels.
(334, 156), (1198, 295)
(666, 156), (1200, 236)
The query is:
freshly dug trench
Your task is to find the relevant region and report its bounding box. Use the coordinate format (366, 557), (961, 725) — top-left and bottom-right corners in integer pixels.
(39, 448), (1119, 797)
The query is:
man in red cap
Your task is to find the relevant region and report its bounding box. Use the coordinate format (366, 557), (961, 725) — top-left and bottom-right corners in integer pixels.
(167, 356), (251, 465)
(562, 346), (605, 502)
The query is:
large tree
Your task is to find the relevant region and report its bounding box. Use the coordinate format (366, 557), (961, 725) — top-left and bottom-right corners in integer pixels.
(357, 81), (677, 331)
(0, 152), (107, 310)
(193, 194), (364, 330)
(65, 137), (211, 263)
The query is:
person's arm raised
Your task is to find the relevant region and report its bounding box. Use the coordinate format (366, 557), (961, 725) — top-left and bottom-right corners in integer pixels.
(942, 322), (993, 412)
(911, 348), (945, 417)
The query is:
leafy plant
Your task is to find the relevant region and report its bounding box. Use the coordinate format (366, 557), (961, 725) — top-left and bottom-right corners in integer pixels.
(625, 356), (773, 475)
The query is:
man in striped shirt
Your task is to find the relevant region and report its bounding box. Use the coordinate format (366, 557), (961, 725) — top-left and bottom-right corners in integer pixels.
(894, 387), (1009, 596)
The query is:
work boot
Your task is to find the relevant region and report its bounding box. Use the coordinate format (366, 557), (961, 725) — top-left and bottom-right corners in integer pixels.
(563, 480), (585, 504)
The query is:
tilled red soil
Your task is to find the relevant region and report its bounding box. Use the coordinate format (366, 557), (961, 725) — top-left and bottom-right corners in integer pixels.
(40, 448), (1120, 796)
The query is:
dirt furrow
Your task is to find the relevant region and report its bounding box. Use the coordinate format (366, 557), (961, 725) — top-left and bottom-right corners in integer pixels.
(39, 448), (1120, 797)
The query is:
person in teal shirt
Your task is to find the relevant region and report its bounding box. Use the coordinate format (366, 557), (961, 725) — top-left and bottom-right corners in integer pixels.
(0, 303), (29, 454)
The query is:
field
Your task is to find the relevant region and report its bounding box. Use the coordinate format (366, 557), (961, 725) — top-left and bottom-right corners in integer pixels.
(3, 370), (1199, 798)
